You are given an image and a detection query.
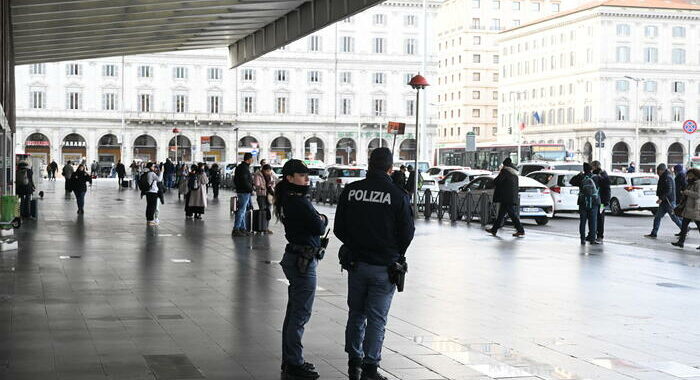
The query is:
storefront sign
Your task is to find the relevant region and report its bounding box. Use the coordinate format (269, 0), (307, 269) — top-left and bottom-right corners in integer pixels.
(25, 141), (50, 146)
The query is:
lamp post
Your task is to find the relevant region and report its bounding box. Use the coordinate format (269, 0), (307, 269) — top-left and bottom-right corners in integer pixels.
(408, 74), (429, 215)
(172, 128), (180, 163)
(624, 75), (643, 166)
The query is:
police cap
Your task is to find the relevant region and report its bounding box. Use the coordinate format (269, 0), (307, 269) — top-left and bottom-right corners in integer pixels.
(282, 159), (309, 177)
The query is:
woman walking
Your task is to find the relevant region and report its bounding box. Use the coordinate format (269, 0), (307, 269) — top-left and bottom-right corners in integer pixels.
(177, 164), (189, 200)
(209, 163), (221, 199)
(253, 164), (277, 234)
(185, 165), (208, 219)
(275, 160), (327, 379)
(672, 168), (700, 249)
(69, 164), (92, 214)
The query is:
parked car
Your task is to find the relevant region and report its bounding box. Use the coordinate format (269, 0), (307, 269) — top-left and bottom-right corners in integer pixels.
(526, 170), (580, 214)
(518, 161), (583, 176)
(323, 166), (367, 186)
(307, 165), (326, 187)
(438, 169), (491, 192)
(607, 173), (659, 215)
(426, 165), (468, 181)
(456, 174), (554, 225)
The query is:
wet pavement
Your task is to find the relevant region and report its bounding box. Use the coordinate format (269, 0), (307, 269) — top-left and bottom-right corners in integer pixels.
(2, 179), (700, 379)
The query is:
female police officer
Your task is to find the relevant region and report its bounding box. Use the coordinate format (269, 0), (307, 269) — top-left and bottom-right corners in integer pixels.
(274, 159), (327, 379)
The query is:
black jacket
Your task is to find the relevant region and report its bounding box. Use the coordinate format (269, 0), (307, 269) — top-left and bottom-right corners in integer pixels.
(675, 172), (687, 202)
(657, 170), (676, 204)
(233, 162), (253, 193)
(15, 168), (34, 196)
(69, 170), (92, 193)
(334, 170), (415, 266)
(493, 166), (519, 204)
(406, 170), (416, 193)
(390, 170), (407, 191)
(281, 192), (327, 248)
(570, 172), (602, 207)
(593, 169), (611, 205)
(116, 163), (126, 177)
(209, 168), (221, 185)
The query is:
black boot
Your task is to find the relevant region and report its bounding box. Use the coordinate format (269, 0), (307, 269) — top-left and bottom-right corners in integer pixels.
(284, 363), (319, 379)
(348, 358), (362, 380)
(360, 364), (387, 380)
(281, 362), (316, 374)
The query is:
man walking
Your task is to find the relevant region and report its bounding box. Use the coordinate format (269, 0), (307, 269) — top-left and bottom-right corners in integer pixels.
(232, 153), (254, 236)
(486, 158), (524, 237)
(116, 161), (126, 188)
(570, 163), (601, 245)
(646, 163), (683, 238)
(591, 161), (610, 242)
(48, 160), (58, 180)
(164, 158), (175, 189)
(62, 161), (74, 194)
(334, 148), (415, 380)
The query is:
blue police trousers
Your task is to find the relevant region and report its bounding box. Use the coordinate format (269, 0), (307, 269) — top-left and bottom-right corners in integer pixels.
(345, 262), (396, 366)
(280, 251), (317, 367)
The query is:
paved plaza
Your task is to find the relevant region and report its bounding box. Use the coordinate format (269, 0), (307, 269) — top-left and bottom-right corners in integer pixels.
(1, 179), (700, 380)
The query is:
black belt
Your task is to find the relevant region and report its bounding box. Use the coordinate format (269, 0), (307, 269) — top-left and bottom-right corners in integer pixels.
(286, 243), (321, 255)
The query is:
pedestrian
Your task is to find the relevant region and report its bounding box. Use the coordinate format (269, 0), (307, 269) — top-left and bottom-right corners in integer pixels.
(90, 160), (99, 177)
(672, 168), (700, 248)
(627, 161), (636, 173)
(232, 153), (254, 236)
(48, 160), (58, 180)
(253, 163), (277, 234)
(177, 164), (189, 200)
(164, 158), (175, 189)
(15, 161), (35, 217)
(570, 162), (601, 245)
(334, 148), (415, 380)
(209, 163), (221, 199)
(591, 160), (611, 242)
(69, 164), (92, 214)
(673, 164), (687, 204)
(62, 161), (74, 194)
(139, 162), (160, 226)
(405, 165), (416, 194)
(275, 159), (328, 380)
(185, 165), (208, 220)
(130, 161), (139, 189)
(486, 158), (525, 237)
(390, 165), (407, 191)
(116, 160), (126, 188)
(645, 163), (683, 238)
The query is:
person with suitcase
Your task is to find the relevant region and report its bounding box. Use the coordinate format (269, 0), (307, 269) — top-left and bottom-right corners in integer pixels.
(15, 161), (35, 218)
(69, 164), (92, 214)
(274, 160), (328, 379)
(253, 164), (276, 234)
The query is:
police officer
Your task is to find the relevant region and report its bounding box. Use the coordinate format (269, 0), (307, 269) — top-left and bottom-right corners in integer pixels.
(334, 147), (415, 380)
(274, 159), (328, 379)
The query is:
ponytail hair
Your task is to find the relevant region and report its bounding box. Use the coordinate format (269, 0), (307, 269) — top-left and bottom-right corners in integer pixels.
(273, 179), (290, 220)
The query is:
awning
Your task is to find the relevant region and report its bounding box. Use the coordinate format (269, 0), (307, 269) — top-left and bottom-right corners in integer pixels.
(11, 0), (383, 67)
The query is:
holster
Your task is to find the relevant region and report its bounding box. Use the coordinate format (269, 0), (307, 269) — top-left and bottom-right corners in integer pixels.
(338, 244), (354, 271)
(287, 244), (324, 274)
(388, 260), (408, 292)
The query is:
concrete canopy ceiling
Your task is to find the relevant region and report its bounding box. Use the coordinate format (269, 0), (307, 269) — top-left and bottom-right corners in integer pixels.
(11, 0), (382, 67)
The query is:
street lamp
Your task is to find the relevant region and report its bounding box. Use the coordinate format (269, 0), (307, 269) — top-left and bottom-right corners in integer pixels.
(408, 74), (429, 215)
(172, 128), (181, 163)
(624, 75), (643, 166)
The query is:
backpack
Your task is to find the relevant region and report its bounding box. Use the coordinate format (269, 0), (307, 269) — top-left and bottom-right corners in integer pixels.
(188, 175), (199, 191)
(17, 168), (29, 186)
(138, 172), (152, 193)
(580, 174), (600, 209)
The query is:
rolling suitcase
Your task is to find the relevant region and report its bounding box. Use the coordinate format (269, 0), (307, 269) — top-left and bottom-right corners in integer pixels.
(29, 199), (38, 219)
(121, 180), (130, 188)
(230, 195), (238, 213)
(252, 209), (268, 233)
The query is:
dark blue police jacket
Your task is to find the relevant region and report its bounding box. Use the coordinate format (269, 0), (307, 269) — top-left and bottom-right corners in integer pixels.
(282, 194), (327, 248)
(334, 170), (415, 266)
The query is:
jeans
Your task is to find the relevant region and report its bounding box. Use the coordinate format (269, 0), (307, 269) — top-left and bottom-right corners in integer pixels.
(651, 200), (682, 235)
(677, 218), (700, 243)
(280, 251), (317, 367)
(74, 191), (86, 211)
(165, 173), (174, 189)
(579, 205), (598, 242)
(145, 193), (158, 221)
(491, 203), (524, 233)
(212, 183), (219, 199)
(345, 262), (396, 366)
(234, 192), (251, 230)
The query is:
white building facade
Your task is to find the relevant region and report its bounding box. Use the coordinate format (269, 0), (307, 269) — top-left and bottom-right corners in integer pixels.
(499, 1), (700, 172)
(15, 0), (439, 169)
(434, 0), (568, 164)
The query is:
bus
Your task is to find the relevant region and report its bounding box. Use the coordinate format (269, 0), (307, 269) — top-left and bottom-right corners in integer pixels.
(437, 143), (567, 171)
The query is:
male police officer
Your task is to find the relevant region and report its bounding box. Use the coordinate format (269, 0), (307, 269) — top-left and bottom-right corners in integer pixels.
(334, 147), (415, 380)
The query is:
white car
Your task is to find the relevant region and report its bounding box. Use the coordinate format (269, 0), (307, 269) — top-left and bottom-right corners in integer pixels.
(456, 174), (554, 225)
(527, 170), (581, 214)
(608, 173), (659, 215)
(518, 161), (583, 176)
(307, 166), (326, 187)
(438, 169), (491, 192)
(324, 166), (366, 186)
(394, 160), (430, 174)
(426, 165), (468, 181)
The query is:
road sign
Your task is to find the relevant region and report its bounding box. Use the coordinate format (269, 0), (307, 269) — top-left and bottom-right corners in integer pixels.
(683, 120), (697, 134)
(251, 149), (259, 156)
(387, 121), (406, 135)
(594, 130), (606, 143)
(595, 142), (605, 148)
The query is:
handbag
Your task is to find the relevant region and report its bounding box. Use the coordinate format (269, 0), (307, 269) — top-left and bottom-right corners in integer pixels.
(674, 196), (686, 217)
